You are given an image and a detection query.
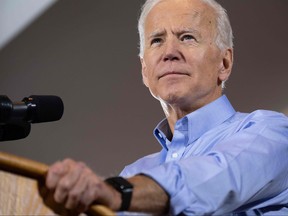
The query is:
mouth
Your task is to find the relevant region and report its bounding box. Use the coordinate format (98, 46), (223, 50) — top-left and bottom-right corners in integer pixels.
(159, 71), (190, 79)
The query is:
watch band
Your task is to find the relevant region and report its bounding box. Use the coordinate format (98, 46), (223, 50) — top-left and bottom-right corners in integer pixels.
(105, 176), (133, 211)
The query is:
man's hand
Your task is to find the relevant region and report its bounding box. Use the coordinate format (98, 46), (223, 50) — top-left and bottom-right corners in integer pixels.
(45, 159), (121, 213)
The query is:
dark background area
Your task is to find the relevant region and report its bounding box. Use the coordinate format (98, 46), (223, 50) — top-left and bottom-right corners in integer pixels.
(0, 0), (287, 176)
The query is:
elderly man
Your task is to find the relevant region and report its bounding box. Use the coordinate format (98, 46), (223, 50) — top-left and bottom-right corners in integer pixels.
(46, 0), (288, 215)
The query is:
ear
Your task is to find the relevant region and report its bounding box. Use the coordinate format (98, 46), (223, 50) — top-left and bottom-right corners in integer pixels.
(140, 58), (149, 87)
(218, 48), (233, 82)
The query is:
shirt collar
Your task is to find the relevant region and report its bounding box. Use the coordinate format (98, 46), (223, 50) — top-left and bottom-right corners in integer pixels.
(154, 95), (236, 149)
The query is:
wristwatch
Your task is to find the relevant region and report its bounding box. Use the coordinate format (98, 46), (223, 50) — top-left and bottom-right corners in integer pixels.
(105, 176), (134, 211)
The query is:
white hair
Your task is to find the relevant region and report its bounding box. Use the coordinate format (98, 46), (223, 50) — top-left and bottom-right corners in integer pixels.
(138, 0), (234, 58)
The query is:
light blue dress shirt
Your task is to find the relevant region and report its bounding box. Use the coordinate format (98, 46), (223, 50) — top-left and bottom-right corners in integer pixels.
(120, 95), (288, 215)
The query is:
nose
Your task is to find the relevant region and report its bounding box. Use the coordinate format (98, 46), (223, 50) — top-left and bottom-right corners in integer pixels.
(162, 38), (182, 62)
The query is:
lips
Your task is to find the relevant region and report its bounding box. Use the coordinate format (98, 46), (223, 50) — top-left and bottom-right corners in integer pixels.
(159, 71), (190, 79)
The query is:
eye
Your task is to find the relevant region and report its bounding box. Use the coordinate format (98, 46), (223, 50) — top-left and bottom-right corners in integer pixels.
(150, 38), (162, 45)
(181, 34), (195, 42)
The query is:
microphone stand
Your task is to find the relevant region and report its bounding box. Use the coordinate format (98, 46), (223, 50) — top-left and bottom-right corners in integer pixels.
(0, 122), (31, 141)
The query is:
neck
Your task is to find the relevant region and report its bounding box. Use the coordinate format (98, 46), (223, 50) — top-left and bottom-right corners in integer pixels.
(159, 93), (222, 134)
(160, 101), (192, 134)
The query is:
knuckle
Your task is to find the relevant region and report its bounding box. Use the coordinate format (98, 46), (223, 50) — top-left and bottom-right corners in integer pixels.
(54, 190), (66, 203)
(89, 186), (99, 200)
(69, 190), (80, 201)
(49, 161), (63, 174)
(63, 158), (75, 165)
(90, 180), (100, 190)
(77, 161), (86, 167)
(58, 179), (71, 191)
(75, 161), (86, 171)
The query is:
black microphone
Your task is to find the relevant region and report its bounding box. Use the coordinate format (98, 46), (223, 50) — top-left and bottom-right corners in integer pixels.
(0, 123), (31, 141)
(0, 95), (64, 141)
(0, 95), (64, 124)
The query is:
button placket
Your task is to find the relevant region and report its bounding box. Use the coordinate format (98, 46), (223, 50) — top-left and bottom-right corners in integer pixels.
(165, 130), (186, 162)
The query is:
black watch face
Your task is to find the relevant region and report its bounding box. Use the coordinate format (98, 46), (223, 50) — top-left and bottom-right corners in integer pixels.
(106, 177), (133, 192)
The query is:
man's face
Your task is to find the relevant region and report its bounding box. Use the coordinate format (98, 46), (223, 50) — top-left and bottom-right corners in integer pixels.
(141, 0), (232, 111)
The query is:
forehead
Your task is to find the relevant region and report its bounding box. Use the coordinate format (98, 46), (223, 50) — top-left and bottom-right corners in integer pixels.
(145, 0), (216, 35)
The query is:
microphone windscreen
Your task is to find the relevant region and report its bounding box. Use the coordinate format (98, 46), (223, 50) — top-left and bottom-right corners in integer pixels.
(28, 95), (64, 123)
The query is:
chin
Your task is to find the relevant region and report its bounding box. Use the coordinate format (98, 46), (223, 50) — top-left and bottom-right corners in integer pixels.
(159, 91), (187, 106)
(153, 85), (190, 105)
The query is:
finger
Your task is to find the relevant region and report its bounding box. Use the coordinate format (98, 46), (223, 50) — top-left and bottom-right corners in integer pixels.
(80, 174), (103, 208)
(65, 169), (90, 209)
(54, 161), (86, 203)
(46, 160), (67, 189)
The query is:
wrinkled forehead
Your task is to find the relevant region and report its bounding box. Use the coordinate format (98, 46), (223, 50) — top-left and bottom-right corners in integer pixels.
(145, 0), (217, 34)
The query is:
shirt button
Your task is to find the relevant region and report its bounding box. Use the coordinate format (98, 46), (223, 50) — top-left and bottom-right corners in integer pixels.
(172, 152), (178, 158)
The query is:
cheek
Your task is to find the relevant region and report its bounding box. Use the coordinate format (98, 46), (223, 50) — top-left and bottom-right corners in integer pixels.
(141, 55), (155, 84)
(142, 66), (157, 90)
(200, 51), (222, 78)
(144, 60), (158, 81)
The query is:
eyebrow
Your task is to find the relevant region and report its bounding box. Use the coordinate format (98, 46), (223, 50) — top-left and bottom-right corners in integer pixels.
(148, 29), (166, 40)
(148, 27), (202, 40)
(173, 27), (201, 38)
